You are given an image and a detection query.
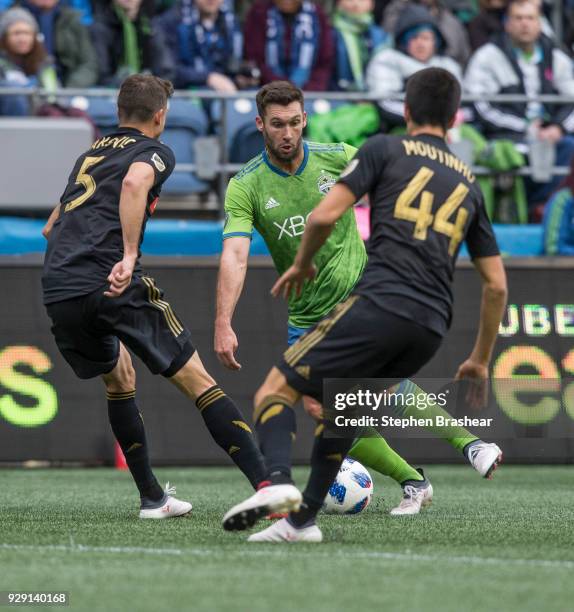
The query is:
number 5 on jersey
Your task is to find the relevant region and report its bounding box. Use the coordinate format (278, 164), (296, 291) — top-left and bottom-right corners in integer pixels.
(394, 166), (469, 256)
(64, 156), (105, 212)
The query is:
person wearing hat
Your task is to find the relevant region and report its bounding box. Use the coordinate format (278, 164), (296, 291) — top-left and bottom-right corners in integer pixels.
(0, 7), (58, 114)
(382, 0), (471, 66)
(366, 3), (462, 130)
(7, 0), (99, 87)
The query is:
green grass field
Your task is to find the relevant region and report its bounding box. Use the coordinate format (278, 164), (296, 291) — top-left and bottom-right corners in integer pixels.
(1, 466), (573, 612)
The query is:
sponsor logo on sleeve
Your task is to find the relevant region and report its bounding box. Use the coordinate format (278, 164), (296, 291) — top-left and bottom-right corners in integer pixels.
(152, 152), (166, 172)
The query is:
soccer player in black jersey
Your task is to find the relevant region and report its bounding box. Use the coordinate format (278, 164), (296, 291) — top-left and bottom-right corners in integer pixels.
(222, 67), (508, 542)
(42, 74), (267, 518)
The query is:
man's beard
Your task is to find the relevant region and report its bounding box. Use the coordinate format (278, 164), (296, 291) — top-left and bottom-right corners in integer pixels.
(264, 132), (303, 163)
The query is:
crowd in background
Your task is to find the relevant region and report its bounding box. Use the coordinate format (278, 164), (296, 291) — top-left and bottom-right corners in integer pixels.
(1, 0), (574, 227)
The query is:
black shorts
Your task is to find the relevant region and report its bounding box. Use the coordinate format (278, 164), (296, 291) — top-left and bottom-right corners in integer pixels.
(278, 295), (442, 402)
(45, 275), (195, 379)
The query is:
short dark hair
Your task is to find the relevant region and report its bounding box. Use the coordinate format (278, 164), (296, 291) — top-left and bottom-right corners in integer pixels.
(117, 74), (174, 123)
(405, 68), (461, 131)
(507, 0), (541, 16)
(256, 81), (304, 118)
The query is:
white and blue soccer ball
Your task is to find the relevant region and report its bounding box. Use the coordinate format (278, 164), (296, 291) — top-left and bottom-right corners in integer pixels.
(323, 458), (373, 515)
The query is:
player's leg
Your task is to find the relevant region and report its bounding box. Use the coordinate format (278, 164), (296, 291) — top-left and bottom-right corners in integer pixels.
(105, 275), (267, 490)
(387, 379), (502, 478)
(102, 342), (191, 518)
(224, 296), (369, 538)
(294, 326), (430, 511)
(302, 395), (430, 514)
(167, 351), (267, 489)
(223, 366), (341, 537)
(247, 297), (443, 542)
(45, 294), (188, 518)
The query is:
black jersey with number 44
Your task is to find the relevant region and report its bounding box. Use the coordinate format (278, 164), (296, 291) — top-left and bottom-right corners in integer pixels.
(338, 133), (499, 336)
(42, 127), (175, 304)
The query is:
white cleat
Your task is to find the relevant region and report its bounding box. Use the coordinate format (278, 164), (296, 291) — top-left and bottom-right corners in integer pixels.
(248, 518), (323, 543)
(466, 441), (503, 479)
(390, 481), (433, 516)
(222, 484), (302, 532)
(139, 482), (192, 519)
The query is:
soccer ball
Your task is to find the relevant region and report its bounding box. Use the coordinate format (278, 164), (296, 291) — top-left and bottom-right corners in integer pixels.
(323, 458), (373, 514)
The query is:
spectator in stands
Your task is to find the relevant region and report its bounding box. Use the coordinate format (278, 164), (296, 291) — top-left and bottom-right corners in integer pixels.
(64, 0), (92, 24)
(243, 0), (334, 91)
(382, 0), (471, 65)
(9, 0), (98, 87)
(366, 3), (462, 129)
(158, 0), (254, 93)
(332, 0), (389, 91)
(0, 6), (58, 115)
(468, 0), (554, 51)
(464, 0), (574, 212)
(1, 0), (92, 22)
(90, 0), (174, 86)
(467, 0), (508, 51)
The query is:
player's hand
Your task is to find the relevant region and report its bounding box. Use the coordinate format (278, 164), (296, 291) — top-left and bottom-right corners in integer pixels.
(455, 358), (489, 410)
(303, 396), (323, 421)
(104, 258), (135, 298)
(41, 222), (52, 239)
(271, 264), (316, 300)
(214, 322), (241, 370)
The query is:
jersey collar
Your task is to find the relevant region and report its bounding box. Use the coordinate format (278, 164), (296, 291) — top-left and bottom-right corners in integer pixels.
(263, 141), (309, 177)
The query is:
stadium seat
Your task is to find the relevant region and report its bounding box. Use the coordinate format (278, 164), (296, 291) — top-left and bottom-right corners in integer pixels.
(85, 96), (209, 194)
(229, 122), (264, 164)
(160, 98), (210, 195)
(224, 98), (262, 164)
(85, 95), (117, 134)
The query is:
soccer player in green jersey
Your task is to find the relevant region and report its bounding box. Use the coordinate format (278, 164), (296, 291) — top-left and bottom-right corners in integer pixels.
(215, 81), (501, 516)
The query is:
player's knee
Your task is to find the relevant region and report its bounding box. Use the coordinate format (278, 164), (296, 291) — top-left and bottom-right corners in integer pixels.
(168, 352), (217, 400)
(123, 361), (136, 390)
(103, 349), (136, 393)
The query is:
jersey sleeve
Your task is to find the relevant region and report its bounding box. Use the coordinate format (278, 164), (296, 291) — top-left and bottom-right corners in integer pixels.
(223, 178), (255, 239)
(337, 135), (387, 199)
(465, 194), (500, 259)
(342, 142), (358, 161)
(132, 143), (176, 188)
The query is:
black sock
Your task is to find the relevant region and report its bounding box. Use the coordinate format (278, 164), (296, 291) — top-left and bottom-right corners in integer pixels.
(196, 386), (267, 489)
(254, 395), (297, 484)
(107, 391), (164, 502)
(289, 425), (354, 527)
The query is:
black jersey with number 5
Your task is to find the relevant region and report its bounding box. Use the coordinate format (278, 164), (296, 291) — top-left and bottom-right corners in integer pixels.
(42, 127), (175, 305)
(338, 133), (499, 336)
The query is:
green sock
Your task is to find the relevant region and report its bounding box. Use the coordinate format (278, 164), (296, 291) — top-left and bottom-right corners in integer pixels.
(348, 429), (423, 485)
(393, 380), (479, 453)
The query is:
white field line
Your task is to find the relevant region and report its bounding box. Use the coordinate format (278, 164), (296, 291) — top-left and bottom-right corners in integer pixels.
(1, 543), (573, 570)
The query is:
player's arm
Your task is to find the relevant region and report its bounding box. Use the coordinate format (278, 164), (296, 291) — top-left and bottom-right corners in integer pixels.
(457, 255), (507, 379)
(104, 162), (155, 297)
(215, 237), (251, 370)
(272, 138), (382, 299)
(42, 203), (61, 239)
(456, 193), (507, 406)
(271, 184), (357, 298)
(214, 177), (254, 368)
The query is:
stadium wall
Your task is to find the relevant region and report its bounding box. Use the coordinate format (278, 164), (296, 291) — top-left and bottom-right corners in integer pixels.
(1, 257), (573, 465)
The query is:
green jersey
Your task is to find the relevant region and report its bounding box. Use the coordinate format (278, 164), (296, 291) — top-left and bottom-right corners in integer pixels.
(223, 141), (367, 328)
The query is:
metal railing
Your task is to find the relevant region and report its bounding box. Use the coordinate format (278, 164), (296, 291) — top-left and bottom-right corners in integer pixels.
(1, 86), (572, 210)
